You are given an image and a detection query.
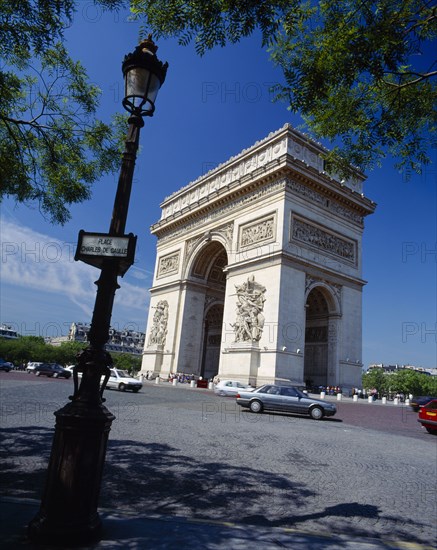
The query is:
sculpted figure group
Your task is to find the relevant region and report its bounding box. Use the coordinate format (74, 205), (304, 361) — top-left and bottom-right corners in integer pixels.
(148, 300), (169, 346)
(231, 275), (266, 342)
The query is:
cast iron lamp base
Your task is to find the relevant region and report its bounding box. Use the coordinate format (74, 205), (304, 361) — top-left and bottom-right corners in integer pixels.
(28, 351), (115, 545)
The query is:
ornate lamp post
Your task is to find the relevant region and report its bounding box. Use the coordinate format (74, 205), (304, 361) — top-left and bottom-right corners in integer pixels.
(28, 37), (168, 545)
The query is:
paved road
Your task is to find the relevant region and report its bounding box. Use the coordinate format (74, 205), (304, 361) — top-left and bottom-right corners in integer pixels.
(1, 373), (436, 547)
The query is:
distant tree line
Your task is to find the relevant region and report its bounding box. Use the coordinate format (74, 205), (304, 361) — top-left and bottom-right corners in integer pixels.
(362, 368), (437, 397)
(0, 336), (142, 373)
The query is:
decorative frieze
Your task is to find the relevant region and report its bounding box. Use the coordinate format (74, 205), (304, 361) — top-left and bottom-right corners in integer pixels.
(239, 214), (276, 249)
(292, 216), (356, 264)
(157, 251), (180, 278)
(158, 124), (365, 225)
(160, 135), (288, 221)
(286, 179), (363, 225)
(156, 178), (286, 244)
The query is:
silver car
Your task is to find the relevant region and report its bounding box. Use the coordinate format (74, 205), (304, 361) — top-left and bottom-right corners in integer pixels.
(214, 379), (253, 396)
(106, 368), (142, 393)
(236, 384), (337, 420)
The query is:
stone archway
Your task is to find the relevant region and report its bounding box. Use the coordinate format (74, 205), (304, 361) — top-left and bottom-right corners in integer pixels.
(304, 287), (331, 388)
(189, 241), (227, 377)
(201, 303), (224, 379)
(142, 125), (374, 390)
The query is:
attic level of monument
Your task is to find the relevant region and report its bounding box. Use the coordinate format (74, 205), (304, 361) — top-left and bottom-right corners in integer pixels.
(141, 124), (376, 391)
(151, 124), (375, 238)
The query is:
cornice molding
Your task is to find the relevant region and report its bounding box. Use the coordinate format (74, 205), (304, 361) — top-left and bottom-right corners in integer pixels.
(151, 125), (375, 237)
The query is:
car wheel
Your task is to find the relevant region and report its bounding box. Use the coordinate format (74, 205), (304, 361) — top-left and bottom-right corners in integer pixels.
(310, 406), (324, 420)
(35, 371), (41, 376)
(249, 400), (263, 413)
(53, 373), (58, 378)
(425, 426), (437, 434)
(118, 383), (126, 392)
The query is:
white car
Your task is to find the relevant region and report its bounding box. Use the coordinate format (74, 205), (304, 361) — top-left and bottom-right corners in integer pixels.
(26, 362), (44, 373)
(106, 368), (142, 393)
(214, 379), (253, 396)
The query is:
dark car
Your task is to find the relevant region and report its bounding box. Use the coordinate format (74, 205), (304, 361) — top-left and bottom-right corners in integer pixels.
(418, 399), (437, 434)
(236, 384), (337, 420)
(34, 363), (72, 379)
(410, 395), (436, 412)
(0, 358), (14, 372)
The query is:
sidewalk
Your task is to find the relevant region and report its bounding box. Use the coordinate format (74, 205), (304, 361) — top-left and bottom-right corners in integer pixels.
(1, 497), (432, 549)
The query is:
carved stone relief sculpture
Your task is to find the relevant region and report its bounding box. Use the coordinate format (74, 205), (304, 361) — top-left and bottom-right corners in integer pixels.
(240, 215), (275, 248)
(231, 275), (266, 342)
(157, 252), (180, 278)
(148, 300), (169, 346)
(292, 217), (356, 264)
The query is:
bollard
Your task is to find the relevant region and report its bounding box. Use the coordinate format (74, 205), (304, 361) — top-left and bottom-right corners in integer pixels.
(337, 393), (342, 401)
(368, 396), (374, 403)
(393, 397), (399, 405)
(155, 377), (160, 385)
(382, 397), (387, 405)
(320, 392), (326, 399)
(405, 398), (410, 406)
(208, 382), (214, 390)
(353, 394), (358, 402)
(190, 380), (196, 388)
(172, 378), (178, 386)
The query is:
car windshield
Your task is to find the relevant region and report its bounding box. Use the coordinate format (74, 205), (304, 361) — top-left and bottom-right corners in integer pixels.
(114, 369), (130, 378)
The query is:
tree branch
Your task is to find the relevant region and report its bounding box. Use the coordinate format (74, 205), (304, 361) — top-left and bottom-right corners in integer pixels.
(382, 70), (437, 88)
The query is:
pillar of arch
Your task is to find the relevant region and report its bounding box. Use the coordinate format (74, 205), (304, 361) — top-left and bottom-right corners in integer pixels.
(141, 124), (375, 390)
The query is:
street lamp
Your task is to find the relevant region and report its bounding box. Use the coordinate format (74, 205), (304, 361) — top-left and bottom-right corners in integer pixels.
(28, 37), (168, 545)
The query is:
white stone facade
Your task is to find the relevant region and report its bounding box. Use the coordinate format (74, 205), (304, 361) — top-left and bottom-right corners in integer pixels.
(141, 124), (375, 390)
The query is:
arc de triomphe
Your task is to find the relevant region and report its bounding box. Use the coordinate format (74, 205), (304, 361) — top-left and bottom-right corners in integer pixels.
(141, 124), (376, 390)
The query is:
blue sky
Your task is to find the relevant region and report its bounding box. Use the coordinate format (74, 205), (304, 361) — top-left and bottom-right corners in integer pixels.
(1, 4), (436, 369)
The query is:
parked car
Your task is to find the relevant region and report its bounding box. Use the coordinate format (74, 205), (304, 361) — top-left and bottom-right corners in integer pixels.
(418, 399), (437, 434)
(214, 379), (253, 396)
(34, 363), (72, 379)
(64, 365), (76, 374)
(0, 358), (14, 372)
(26, 362), (44, 373)
(236, 384), (337, 420)
(106, 368), (142, 392)
(410, 395), (436, 412)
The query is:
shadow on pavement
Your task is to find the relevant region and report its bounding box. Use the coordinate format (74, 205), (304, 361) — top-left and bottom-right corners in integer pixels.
(0, 426), (430, 547)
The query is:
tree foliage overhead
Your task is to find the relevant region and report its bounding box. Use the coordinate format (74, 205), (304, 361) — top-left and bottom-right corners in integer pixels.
(0, 0), (125, 224)
(131, 0), (437, 176)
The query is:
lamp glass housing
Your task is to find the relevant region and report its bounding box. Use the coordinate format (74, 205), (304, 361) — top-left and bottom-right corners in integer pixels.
(124, 66), (161, 116)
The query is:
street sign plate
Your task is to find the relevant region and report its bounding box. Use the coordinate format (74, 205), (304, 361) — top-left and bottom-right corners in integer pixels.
(79, 235), (130, 258)
(75, 231), (137, 276)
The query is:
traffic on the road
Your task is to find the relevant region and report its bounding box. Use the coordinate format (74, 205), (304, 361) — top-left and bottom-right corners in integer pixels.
(1, 370), (436, 439)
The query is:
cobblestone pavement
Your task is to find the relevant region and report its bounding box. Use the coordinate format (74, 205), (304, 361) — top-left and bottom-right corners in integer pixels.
(1, 374), (436, 548)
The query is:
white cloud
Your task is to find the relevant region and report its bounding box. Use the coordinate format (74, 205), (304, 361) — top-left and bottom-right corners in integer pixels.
(0, 219), (149, 321)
